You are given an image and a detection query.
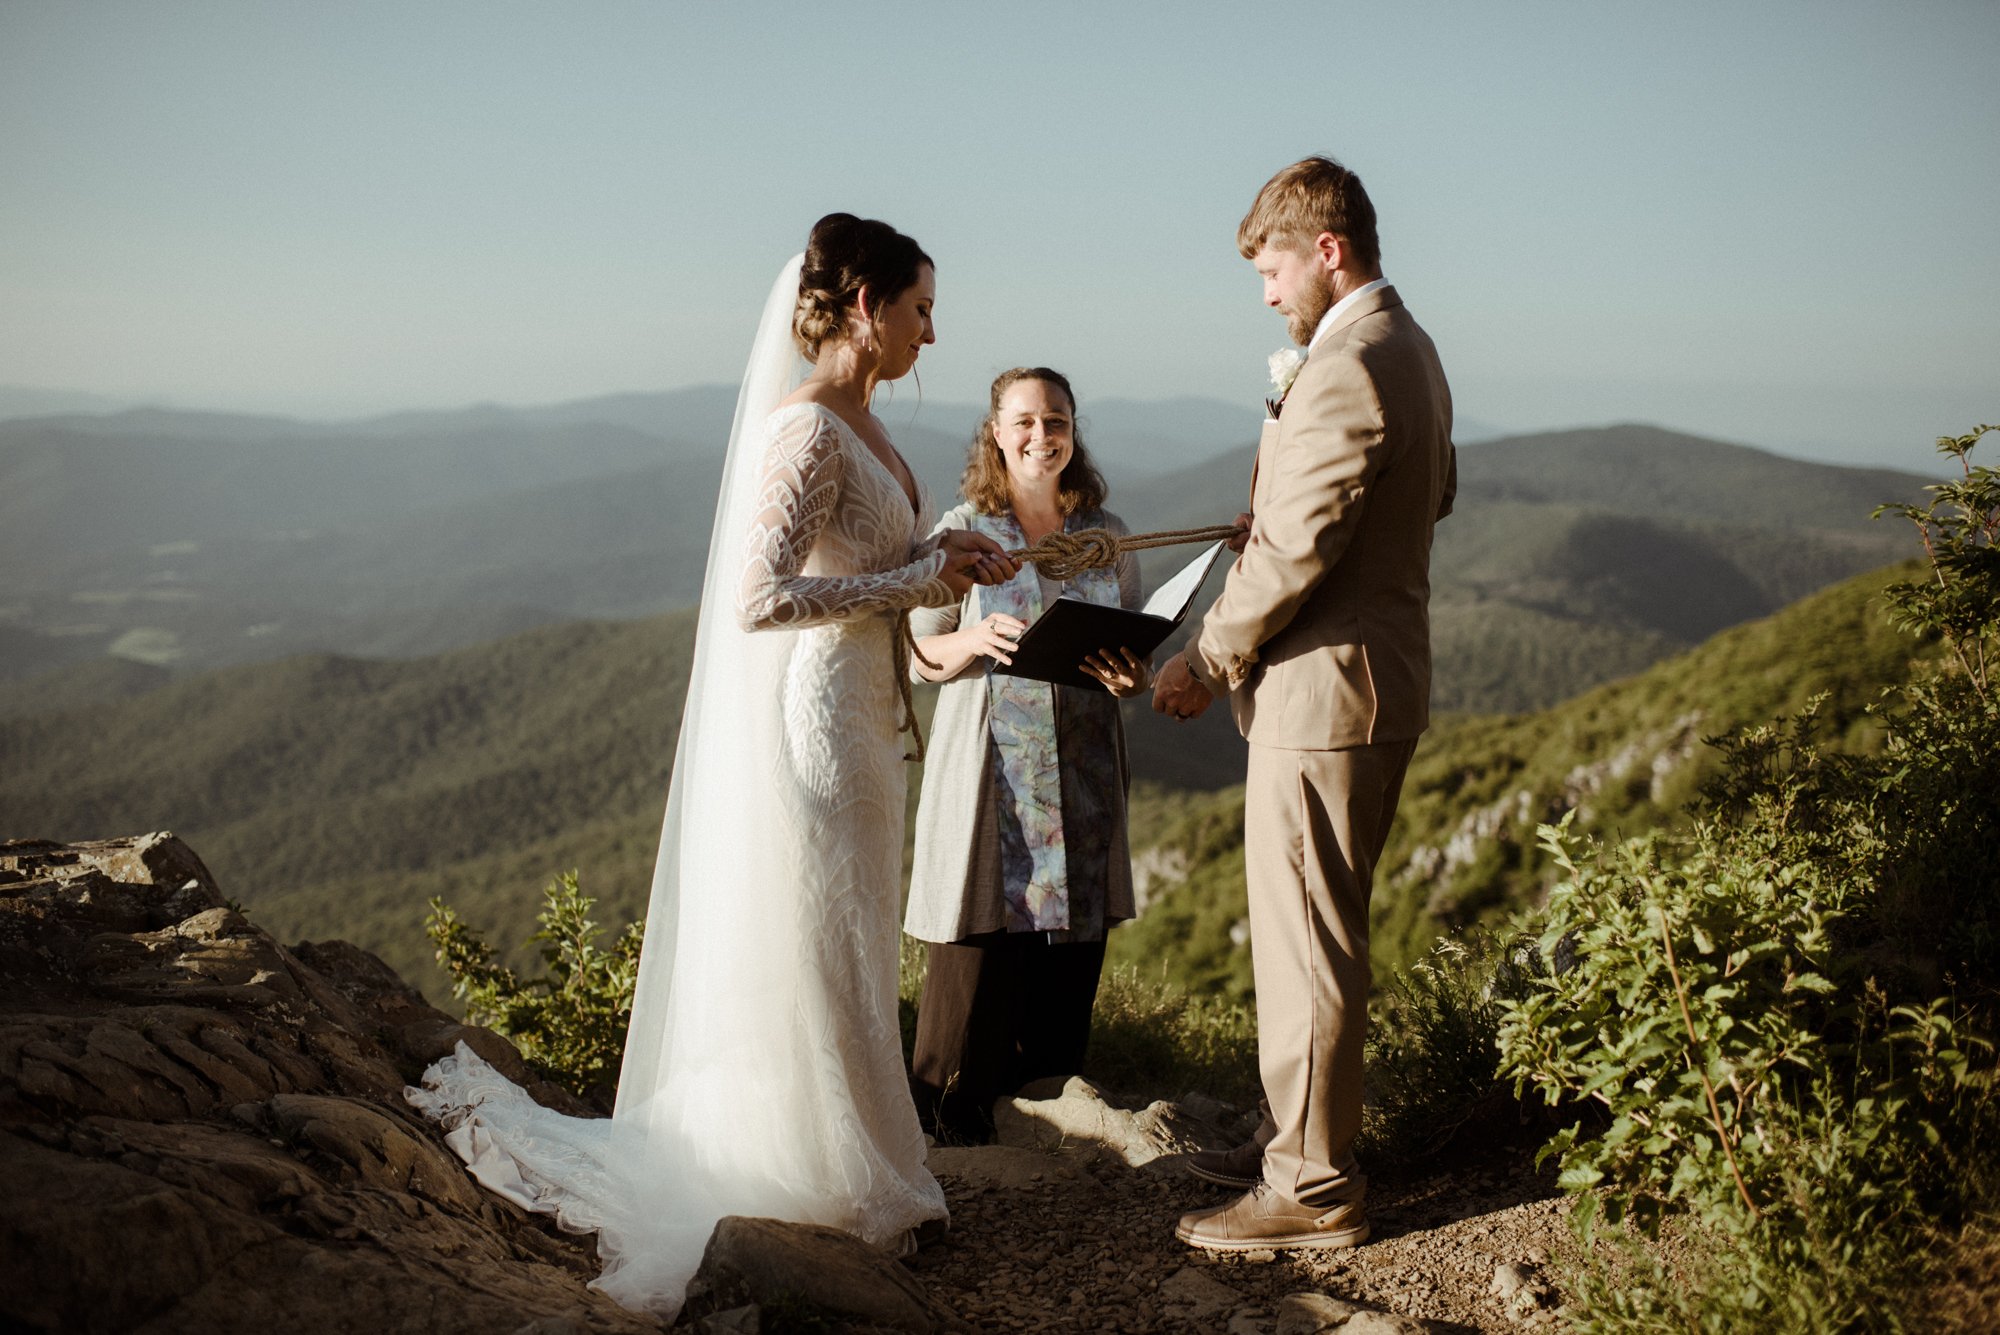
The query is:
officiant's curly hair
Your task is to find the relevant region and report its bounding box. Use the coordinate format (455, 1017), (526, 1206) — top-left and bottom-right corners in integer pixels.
(793, 214), (934, 360)
(962, 368), (1108, 518)
(1237, 156), (1381, 271)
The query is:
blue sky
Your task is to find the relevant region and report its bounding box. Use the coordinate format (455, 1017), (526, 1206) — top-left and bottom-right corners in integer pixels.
(2, 1), (1994, 470)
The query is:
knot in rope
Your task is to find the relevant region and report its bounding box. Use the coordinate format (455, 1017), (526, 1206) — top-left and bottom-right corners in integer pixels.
(1008, 523), (1244, 580)
(894, 518), (1239, 765)
(1010, 527), (1124, 581)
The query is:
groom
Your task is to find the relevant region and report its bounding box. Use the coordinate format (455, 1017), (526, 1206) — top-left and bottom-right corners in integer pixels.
(1152, 156), (1456, 1251)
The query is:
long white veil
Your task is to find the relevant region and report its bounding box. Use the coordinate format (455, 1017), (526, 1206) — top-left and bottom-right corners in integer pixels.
(617, 252), (808, 1114)
(584, 253), (861, 1308)
(407, 256), (827, 1318)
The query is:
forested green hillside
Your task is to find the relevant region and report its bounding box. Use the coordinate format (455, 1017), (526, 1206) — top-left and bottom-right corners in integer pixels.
(0, 613), (695, 987)
(2, 419), (1933, 1000)
(2, 561), (1930, 1005)
(1109, 560), (1937, 1002)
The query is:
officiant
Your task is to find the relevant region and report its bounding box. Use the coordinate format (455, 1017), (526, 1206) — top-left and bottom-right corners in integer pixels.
(904, 366), (1150, 1143)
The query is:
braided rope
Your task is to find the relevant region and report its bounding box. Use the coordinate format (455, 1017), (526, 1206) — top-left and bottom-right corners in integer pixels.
(1007, 524), (1244, 581)
(896, 611), (942, 762)
(894, 522), (1238, 762)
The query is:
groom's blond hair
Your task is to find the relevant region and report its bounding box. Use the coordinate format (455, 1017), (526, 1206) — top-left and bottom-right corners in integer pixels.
(1237, 156), (1381, 271)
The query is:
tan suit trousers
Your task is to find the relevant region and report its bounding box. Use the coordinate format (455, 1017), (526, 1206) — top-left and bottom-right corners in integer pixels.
(1244, 736), (1416, 1207)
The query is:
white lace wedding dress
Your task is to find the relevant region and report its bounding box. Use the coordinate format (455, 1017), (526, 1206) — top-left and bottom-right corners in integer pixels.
(407, 369), (954, 1315)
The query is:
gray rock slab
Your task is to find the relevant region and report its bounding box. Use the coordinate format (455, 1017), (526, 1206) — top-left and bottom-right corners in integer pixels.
(694, 1215), (963, 1333)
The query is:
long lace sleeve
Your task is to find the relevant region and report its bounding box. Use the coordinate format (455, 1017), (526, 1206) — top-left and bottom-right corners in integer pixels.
(736, 409), (953, 630)
(909, 508), (969, 635)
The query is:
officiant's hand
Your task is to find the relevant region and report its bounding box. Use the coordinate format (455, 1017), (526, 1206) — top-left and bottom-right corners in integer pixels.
(938, 529), (1021, 596)
(1226, 511), (1253, 554)
(1151, 652), (1213, 721)
(961, 612), (1026, 665)
(1082, 646), (1150, 698)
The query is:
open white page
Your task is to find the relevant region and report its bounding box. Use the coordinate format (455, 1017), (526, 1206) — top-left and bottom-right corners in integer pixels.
(1140, 541), (1226, 622)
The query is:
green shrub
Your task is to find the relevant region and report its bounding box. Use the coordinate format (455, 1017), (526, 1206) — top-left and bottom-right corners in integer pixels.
(1499, 815), (1998, 1328)
(426, 870), (642, 1105)
(1084, 964), (1261, 1105)
(1495, 426), (2000, 1330)
(1362, 934), (1530, 1163)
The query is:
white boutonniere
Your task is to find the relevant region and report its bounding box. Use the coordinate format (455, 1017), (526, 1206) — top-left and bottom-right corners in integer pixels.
(1266, 348), (1306, 419)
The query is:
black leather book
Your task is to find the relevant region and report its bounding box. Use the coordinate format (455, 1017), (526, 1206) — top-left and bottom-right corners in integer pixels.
(995, 541), (1227, 692)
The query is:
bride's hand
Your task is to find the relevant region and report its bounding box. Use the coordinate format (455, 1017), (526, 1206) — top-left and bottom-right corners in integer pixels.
(938, 529), (1020, 596)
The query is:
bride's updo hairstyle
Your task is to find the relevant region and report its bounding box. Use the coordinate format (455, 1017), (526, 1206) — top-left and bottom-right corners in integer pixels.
(793, 213), (935, 360)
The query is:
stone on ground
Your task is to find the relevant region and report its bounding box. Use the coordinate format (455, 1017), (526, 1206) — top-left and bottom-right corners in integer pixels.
(1277, 1291), (1367, 1332)
(691, 1215), (965, 1332)
(926, 1142), (1088, 1190)
(993, 1074), (1236, 1167)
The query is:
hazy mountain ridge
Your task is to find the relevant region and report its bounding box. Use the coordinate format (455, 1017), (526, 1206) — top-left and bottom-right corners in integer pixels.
(1111, 423), (1918, 714)
(1456, 424), (1926, 527)
(0, 416), (689, 557)
(0, 385), (162, 419)
(3, 395), (1925, 717)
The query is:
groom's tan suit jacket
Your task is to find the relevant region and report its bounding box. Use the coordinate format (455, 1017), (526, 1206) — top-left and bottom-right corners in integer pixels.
(1187, 281), (1454, 1207)
(1191, 284), (1456, 745)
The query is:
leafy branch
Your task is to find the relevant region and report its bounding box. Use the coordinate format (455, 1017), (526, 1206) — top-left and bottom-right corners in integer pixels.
(1873, 423), (1999, 699)
(427, 871), (642, 1103)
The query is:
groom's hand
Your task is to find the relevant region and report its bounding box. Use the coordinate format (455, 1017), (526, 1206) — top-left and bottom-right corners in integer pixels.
(1226, 511), (1253, 554)
(1151, 652), (1214, 722)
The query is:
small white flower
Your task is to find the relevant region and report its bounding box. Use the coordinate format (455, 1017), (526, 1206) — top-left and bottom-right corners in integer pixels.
(1268, 348), (1306, 397)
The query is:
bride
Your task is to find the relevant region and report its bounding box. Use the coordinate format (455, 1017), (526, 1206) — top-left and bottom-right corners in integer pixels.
(407, 214), (1017, 1317)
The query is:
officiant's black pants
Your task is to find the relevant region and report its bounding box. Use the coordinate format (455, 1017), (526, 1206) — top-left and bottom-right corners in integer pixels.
(908, 930), (1108, 1144)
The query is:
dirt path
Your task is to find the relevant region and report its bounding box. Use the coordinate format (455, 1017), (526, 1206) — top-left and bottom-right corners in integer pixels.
(909, 1140), (1580, 1332)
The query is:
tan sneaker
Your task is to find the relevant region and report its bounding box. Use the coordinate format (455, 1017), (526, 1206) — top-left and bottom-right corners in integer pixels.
(1174, 1184), (1370, 1253)
(1179, 1138), (1264, 1189)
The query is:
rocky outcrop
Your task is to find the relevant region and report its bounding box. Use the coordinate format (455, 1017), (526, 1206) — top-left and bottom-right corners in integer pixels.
(0, 833), (1578, 1333)
(1393, 709), (1707, 914)
(0, 833), (651, 1334)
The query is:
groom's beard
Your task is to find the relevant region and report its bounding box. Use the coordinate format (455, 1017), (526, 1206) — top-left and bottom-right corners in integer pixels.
(1285, 276), (1335, 346)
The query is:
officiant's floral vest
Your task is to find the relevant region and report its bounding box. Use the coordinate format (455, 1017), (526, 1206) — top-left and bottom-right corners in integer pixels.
(963, 507), (1124, 937)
